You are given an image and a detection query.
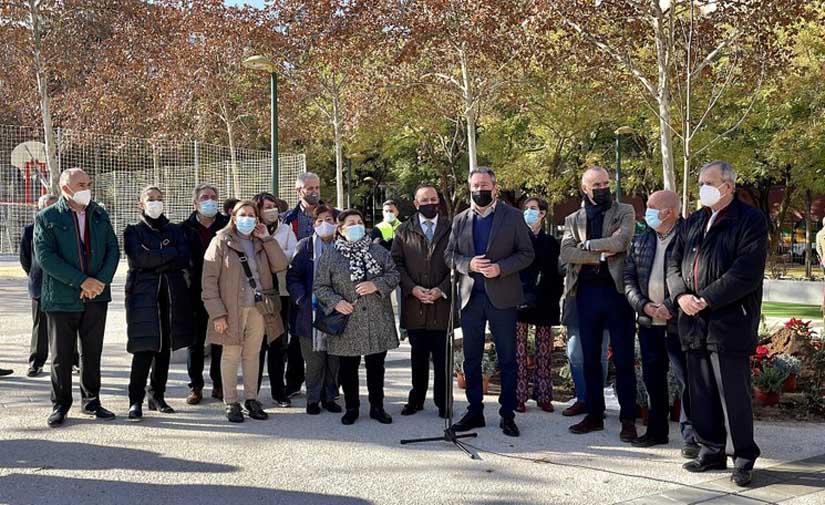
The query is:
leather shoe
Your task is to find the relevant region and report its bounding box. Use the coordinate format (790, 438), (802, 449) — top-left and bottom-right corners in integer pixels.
(731, 468), (753, 487)
(451, 411), (485, 432)
(128, 403), (143, 421)
(562, 401), (586, 417)
(147, 396), (175, 414)
(244, 400), (269, 420)
(369, 407), (393, 424)
(500, 417), (520, 437)
(0, 368), (13, 377)
(401, 404), (423, 416)
(681, 443), (701, 460)
(569, 414), (604, 434)
(322, 401), (342, 413)
(47, 408), (67, 428)
(631, 433), (668, 448)
(226, 403), (244, 423)
(272, 395), (291, 408)
(539, 401), (554, 413)
(81, 405), (116, 421)
(211, 388), (223, 401)
(306, 403), (321, 415)
(186, 388), (203, 405)
(515, 402), (527, 413)
(26, 365), (42, 378)
(620, 420), (638, 443)
(341, 408), (359, 425)
(683, 458), (727, 473)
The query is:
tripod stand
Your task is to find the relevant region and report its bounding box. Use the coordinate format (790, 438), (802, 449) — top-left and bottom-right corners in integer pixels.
(400, 268), (480, 459)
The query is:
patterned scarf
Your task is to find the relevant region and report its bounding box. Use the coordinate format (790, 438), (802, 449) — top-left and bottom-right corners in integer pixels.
(334, 235), (382, 282)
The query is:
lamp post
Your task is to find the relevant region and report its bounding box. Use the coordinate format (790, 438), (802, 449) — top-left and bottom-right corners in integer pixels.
(243, 55), (279, 197)
(364, 176), (378, 225)
(614, 126), (634, 202)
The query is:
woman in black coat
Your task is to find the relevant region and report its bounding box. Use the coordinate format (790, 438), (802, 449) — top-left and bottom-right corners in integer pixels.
(516, 197), (563, 413)
(125, 186), (194, 420)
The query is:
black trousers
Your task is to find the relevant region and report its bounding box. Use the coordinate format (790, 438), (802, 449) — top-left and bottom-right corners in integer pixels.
(285, 332), (304, 393)
(687, 349), (761, 470)
(47, 302), (108, 411)
(407, 329), (447, 410)
(29, 298), (49, 367)
(338, 351), (387, 410)
(187, 305), (222, 390)
(257, 296), (290, 398)
(128, 290), (172, 404)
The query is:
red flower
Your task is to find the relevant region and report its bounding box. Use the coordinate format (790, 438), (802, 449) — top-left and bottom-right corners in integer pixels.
(756, 345), (770, 357)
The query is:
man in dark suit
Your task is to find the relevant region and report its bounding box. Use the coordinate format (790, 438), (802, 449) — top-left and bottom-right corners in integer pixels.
(445, 167), (535, 437)
(20, 194), (59, 377)
(392, 185), (452, 418)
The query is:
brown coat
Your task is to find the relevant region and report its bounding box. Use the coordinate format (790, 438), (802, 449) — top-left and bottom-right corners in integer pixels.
(201, 228), (288, 346)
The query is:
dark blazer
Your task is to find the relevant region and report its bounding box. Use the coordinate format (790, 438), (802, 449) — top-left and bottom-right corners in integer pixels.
(518, 229), (563, 327)
(286, 235), (320, 339)
(391, 214), (452, 331)
(445, 201), (535, 310)
(124, 215), (194, 354)
(624, 219), (683, 334)
(20, 224), (43, 299)
(667, 198), (768, 354)
(180, 211), (229, 312)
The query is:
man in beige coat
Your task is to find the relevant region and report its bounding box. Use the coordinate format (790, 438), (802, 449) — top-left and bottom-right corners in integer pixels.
(561, 166), (637, 441)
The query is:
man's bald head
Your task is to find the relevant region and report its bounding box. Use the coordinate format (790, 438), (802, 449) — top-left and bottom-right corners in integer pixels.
(647, 190), (679, 212)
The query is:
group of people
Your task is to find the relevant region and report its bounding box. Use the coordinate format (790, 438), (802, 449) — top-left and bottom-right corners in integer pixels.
(6, 158), (767, 488)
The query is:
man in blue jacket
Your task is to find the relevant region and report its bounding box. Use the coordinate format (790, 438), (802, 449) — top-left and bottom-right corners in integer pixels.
(34, 168), (120, 427)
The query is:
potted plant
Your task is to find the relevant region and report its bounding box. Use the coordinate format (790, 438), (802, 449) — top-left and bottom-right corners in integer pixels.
(773, 353), (802, 392)
(454, 348), (465, 389)
(481, 350), (498, 395)
(752, 361), (789, 407)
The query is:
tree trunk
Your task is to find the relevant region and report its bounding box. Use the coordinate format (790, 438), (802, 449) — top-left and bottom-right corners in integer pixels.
(460, 49), (478, 173)
(331, 90), (345, 210)
(29, 0), (59, 192)
(805, 189), (813, 279)
(226, 119), (240, 199)
(651, 3), (677, 196)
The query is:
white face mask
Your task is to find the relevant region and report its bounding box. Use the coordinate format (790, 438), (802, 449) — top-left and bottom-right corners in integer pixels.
(263, 208), (279, 224)
(699, 184), (723, 208)
(383, 211), (397, 223)
(315, 221), (336, 238)
(144, 201), (164, 219)
(71, 189), (92, 206)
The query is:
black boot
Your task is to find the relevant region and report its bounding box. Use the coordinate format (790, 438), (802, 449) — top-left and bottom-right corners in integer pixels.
(369, 407), (393, 424)
(128, 403), (143, 421)
(341, 408), (359, 425)
(147, 395), (175, 414)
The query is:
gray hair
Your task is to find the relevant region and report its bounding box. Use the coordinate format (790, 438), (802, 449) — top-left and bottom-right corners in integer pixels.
(295, 171), (320, 189)
(468, 166), (496, 184)
(58, 167), (86, 187)
(581, 166), (609, 186)
(37, 193), (58, 210)
(700, 161), (737, 187)
(192, 183), (218, 202)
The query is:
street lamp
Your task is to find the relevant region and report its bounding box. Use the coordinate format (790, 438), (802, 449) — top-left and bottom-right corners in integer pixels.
(243, 55), (279, 197)
(614, 126), (634, 202)
(364, 176), (378, 225)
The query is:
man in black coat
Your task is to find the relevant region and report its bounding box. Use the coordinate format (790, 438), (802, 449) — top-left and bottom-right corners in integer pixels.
(20, 194), (59, 377)
(624, 190), (696, 455)
(392, 186), (452, 418)
(445, 167), (535, 437)
(181, 183), (229, 404)
(667, 161), (768, 488)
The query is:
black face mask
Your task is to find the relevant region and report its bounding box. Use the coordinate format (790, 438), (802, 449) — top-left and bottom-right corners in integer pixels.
(471, 190), (493, 208)
(591, 187), (613, 207)
(418, 203), (439, 219)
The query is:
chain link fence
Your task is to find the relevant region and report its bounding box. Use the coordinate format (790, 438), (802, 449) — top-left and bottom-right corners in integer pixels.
(0, 124), (305, 255)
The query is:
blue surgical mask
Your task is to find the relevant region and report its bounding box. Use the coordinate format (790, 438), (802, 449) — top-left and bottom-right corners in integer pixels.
(523, 208), (540, 226)
(198, 199), (219, 218)
(344, 224), (366, 242)
(644, 208), (662, 229)
(236, 216), (256, 236)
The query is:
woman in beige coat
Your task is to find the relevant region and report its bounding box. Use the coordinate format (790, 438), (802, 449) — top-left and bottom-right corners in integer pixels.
(202, 200), (288, 423)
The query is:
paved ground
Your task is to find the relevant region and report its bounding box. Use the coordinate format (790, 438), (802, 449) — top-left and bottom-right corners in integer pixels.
(1, 266), (824, 505)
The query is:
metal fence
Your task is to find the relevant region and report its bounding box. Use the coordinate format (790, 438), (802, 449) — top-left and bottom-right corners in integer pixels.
(0, 124), (305, 255)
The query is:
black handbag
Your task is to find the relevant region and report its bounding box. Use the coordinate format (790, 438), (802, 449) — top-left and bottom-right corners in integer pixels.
(313, 304), (351, 336)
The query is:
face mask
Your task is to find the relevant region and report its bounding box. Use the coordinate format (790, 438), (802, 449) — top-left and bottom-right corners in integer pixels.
(144, 201), (164, 220)
(315, 221), (336, 238)
(471, 190), (493, 208)
(303, 192), (320, 206)
(198, 199), (219, 218)
(263, 208), (279, 225)
(71, 189), (92, 207)
(383, 211), (397, 223)
(591, 187), (612, 207)
(236, 216), (257, 236)
(699, 184), (723, 207)
(418, 203), (439, 220)
(523, 209), (540, 226)
(343, 224), (366, 242)
(644, 208), (662, 229)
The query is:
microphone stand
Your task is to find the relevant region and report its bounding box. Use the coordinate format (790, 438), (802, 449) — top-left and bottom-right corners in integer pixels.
(400, 267), (479, 459)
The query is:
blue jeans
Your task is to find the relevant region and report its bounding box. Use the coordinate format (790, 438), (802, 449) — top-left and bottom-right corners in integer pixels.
(567, 328), (609, 404)
(460, 293), (518, 419)
(577, 282), (637, 420)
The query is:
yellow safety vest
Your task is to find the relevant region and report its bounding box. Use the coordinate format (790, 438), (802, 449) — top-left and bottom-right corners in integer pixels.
(376, 220), (401, 241)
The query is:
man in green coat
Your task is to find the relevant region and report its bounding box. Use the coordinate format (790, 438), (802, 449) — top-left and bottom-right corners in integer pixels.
(34, 168), (120, 427)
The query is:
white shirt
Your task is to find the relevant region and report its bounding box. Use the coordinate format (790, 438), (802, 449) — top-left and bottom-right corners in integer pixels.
(272, 223), (298, 296)
(418, 214), (437, 236)
(74, 210), (86, 243)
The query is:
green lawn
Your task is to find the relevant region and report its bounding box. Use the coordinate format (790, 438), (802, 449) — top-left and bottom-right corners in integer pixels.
(762, 301), (822, 319)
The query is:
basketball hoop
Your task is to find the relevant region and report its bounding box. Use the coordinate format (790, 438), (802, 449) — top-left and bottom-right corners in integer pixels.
(10, 141), (50, 204)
